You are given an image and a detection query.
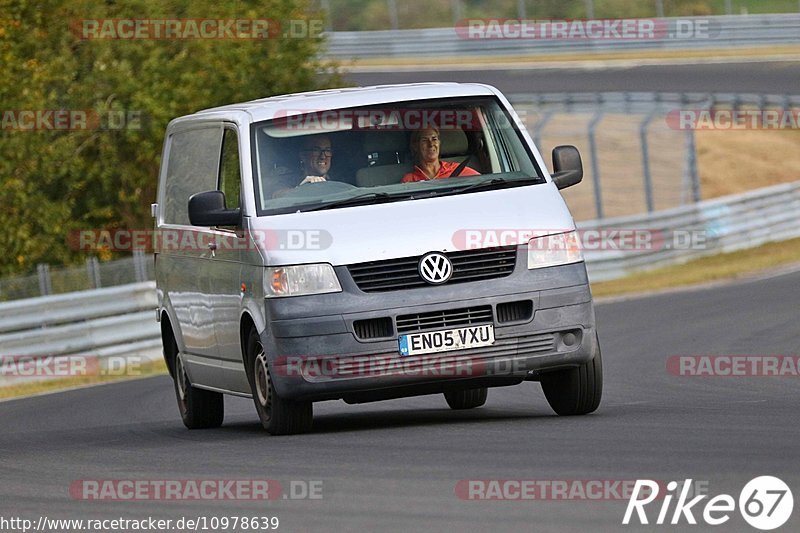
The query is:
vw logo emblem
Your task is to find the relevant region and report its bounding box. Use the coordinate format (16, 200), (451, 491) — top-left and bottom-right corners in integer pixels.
(419, 252), (453, 285)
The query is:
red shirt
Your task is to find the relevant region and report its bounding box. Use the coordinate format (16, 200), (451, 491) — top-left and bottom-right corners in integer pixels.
(401, 160), (480, 183)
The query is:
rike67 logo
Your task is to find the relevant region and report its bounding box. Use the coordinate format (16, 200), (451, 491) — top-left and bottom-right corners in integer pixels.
(623, 477), (793, 530)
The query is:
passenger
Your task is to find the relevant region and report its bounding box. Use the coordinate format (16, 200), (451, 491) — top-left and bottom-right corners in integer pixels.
(401, 127), (480, 183)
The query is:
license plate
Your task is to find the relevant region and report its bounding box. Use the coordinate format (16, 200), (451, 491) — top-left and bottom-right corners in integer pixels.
(398, 324), (494, 356)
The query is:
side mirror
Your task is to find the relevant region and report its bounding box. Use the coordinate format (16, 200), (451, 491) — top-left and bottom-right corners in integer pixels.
(551, 145), (583, 190)
(188, 190), (241, 227)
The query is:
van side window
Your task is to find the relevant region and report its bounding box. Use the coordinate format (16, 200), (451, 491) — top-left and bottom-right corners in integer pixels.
(219, 128), (241, 210)
(163, 126), (223, 225)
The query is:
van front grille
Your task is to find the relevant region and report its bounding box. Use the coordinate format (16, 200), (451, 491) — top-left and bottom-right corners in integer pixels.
(353, 317), (394, 340)
(396, 305), (493, 334)
(347, 246), (517, 293)
(496, 300), (533, 324)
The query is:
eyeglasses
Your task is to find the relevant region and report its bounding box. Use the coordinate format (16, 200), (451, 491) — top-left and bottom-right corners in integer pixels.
(303, 147), (333, 157)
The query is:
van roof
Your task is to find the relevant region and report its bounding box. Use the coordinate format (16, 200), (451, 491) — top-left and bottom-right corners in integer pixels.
(186, 82), (500, 123)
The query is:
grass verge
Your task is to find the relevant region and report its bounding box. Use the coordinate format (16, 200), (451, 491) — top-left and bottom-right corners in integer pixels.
(343, 45), (800, 69)
(592, 237), (800, 298)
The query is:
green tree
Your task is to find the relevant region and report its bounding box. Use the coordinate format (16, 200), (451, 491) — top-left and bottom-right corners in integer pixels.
(0, 0), (340, 276)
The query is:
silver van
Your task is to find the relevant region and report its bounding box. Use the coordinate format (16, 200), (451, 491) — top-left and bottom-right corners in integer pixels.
(154, 83), (602, 435)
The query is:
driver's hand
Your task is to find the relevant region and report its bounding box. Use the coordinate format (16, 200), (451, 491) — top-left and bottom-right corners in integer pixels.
(299, 175), (326, 185)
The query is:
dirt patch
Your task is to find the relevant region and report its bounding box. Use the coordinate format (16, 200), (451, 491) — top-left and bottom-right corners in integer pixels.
(696, 129), (800, 198)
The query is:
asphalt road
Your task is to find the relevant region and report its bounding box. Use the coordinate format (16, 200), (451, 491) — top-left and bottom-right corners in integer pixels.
(345, 60), (800, 94)
(1, 269), (798, 532)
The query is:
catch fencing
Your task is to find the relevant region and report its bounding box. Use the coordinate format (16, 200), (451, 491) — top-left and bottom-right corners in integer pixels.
(509, 92), (800, 222)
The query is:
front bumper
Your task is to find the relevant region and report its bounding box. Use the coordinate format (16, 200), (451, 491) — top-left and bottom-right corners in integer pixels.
(263, 261), (597, 402)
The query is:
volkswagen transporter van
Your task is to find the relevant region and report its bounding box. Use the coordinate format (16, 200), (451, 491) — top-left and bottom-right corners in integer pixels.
(154, 83), (602, 435)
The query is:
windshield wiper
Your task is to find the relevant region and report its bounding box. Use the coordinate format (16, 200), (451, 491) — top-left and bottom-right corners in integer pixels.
(420, 176), (544, 199)
(303, 192), (410, 212)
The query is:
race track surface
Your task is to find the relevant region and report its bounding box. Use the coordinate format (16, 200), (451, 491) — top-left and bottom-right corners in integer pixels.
(345, 60), (800, 94)
(2, 270), (798, 532)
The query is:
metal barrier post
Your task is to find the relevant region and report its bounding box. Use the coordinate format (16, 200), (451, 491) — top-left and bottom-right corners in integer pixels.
(86, 257), (101, 288)
(682, 94), (701, 203)
(37, 264), (52, 296)
(388, 0), (398, 30)
(321, 0), (332, 31)
(451, 0), (462, 24)
(588, 104), (606, 219)
(533, 110), (555, 149)
(133, 250), (146, 283)
(639, 107), (659, 213)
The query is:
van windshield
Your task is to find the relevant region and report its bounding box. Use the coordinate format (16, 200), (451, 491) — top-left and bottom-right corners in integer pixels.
(250, 96), (545, 215)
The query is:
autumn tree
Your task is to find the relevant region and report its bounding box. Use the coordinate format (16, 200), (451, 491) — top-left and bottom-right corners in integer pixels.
(0, 0), (340, 275)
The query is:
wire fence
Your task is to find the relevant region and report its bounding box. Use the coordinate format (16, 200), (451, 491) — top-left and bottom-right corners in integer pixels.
(0, 251), (153, 302)
(509, 91), (799, 221)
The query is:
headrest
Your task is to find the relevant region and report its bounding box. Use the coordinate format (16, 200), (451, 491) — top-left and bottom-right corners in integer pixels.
(439, 129), (468, 156)
(362, 130), (407, 153)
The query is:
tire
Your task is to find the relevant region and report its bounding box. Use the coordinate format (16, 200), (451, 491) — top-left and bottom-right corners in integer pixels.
(444, 387), (488, 410)
(172, 353), (224, 429)
(245, 329), (313, 435)
(541, 334), (603, 416)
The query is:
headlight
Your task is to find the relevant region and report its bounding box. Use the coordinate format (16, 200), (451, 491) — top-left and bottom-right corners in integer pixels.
(527, 231), (583, 270)
(264, 264), (342, 298)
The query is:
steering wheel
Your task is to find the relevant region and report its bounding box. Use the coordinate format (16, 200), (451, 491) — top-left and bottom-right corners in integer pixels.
(283, 180), (357, 197)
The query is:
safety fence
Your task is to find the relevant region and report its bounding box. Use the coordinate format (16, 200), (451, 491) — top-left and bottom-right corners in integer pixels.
(508, 91), (800, 221)
(579, 180), (800, 281)
(0, 250), (152, 302)
(324, 14), (800, 59)
(0, 282), (161, 386)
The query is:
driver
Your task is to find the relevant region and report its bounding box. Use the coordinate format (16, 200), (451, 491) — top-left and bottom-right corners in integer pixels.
(272, 135), (334, 197)
(298, 134), (333, 185)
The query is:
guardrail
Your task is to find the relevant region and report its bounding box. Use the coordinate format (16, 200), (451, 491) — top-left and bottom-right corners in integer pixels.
(0, 283), (161, 385)
(580, 181), (800, 281)
(324, 14), (800, 59)
(2, 180), (798, 370)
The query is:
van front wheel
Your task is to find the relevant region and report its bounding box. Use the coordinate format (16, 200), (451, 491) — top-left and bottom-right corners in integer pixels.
(540, 334), (603, 416)
(246, 329), (313, 435)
